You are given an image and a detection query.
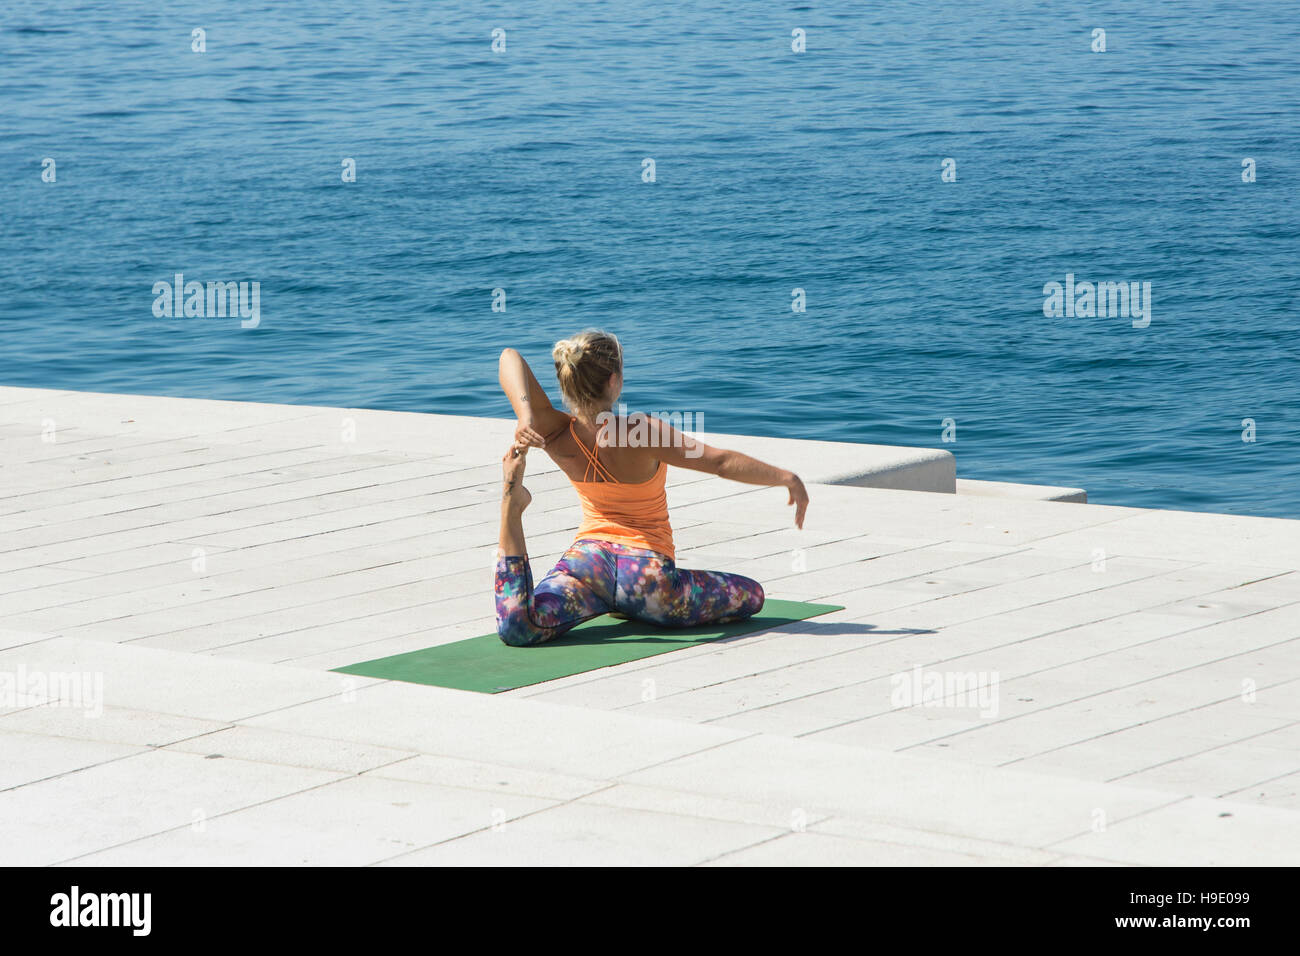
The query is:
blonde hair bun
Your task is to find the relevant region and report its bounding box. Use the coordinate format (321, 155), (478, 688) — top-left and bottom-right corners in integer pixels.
(552, 329), (622, 414)
(552, 338), (585, 367)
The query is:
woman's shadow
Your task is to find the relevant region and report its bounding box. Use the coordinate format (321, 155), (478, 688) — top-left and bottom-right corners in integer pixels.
(550, 616), (934, 647)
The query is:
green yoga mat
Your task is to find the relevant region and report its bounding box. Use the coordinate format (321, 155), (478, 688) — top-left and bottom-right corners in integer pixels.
(333, 599), (843, 693)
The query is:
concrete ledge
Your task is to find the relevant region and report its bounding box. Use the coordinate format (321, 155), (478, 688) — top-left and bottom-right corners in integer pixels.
(957, 478), (1087, 504)
(696, 430), (955, 493)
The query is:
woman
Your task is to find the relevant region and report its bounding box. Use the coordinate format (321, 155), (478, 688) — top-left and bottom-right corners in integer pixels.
(495, 329), (810, 647)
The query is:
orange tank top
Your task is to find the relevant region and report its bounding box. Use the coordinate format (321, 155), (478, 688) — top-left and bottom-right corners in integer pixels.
(565, 418), (675, 561)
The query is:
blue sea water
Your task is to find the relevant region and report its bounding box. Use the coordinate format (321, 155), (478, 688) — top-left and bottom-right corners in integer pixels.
(1, 1), (1297, 517)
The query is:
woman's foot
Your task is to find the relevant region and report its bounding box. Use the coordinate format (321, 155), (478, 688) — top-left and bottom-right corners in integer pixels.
(505, 483), (532, 512)
(502, 443), (532, 511)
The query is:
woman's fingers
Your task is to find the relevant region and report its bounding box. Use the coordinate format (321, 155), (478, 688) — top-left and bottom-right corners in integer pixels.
(503, 443), (528, 471)
(515, 424), (546, 447)
(786, 477), (809, 529)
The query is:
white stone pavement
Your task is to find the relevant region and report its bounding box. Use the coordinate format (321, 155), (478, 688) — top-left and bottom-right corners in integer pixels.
(1, 385), (1296, 866)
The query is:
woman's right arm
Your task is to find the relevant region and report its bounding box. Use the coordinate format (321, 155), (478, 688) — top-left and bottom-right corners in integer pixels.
(498, 348), (570, 447)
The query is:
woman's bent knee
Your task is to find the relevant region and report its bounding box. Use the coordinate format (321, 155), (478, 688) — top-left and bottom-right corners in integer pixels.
(497, 622), (544, 647)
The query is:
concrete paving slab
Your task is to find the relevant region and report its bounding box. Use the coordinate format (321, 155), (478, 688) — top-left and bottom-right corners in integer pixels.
(3, 385), (1298, 865)
(66, 775), (557, 867)
(1050, 797), (1300, 866)
(377, 801), (782, 867)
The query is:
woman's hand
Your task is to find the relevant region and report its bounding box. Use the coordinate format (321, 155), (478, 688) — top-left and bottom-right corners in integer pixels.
(502, 443), (532, 511)
(785, 473), (809, 529)
(513, 409), (547, 449)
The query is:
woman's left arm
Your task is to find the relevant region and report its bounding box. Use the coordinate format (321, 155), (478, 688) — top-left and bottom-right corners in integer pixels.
(644, 417), (809, 528)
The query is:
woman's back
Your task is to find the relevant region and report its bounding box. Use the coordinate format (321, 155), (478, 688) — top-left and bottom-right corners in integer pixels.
(547, 415), (675, 560)
(546, 416), (660, 485)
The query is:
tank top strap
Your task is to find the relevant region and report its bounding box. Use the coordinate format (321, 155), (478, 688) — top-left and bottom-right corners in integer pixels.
(568, 417), (620, 484)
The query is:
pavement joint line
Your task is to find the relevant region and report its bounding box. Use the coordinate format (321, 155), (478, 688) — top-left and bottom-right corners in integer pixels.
(152, 718), (415, 768)
(1, 673), (388, 740)
(589, 555), (1161, 714)
(1102, 718), (1300, 788)
(7, 439), (334, 487)
(364, 781), (625, 867)
(801, 814), (1067, 863)
(181, 680), (392, 726)
(672, 565), (1282, 731)
(0, 455), (494, 551)
(33, 552), (487, 638)
(810, 556), (1218, 633)
(947, 660), (1300, 763)
(0, 734), (154, 795)
(578, 784), (837, 829)
(0, 702), (45, 719)
(359, 724), (859, 866)
(0, 545), (1249, 661)
(953, 591), (1300, 693)
(4, 398), (326, 441)
(665, 525), (884, 568)
(1040, 793), (1196, 852)
(0, 431), (187, 463)
(22, 452), (508, 527)
(502, 538), (985, 699)
(155, 734), (429, 782)
(1000, 672), (1300, 770)
(0, 722), (1107, 866)
(690, 828), (801, 866)
(694, 820), (1045, 867)
(7, 516), (747, 640)
(101, 548), (511, 640)
(771, 622), (1299, 756)
(2, 443), (361, 518)
(176, 508), (502, 559)
(0, 634), (64, 652)
(780, 591), (1300, 738)
(509, 548), (1106, 702)
(1217, 765), (1300, 801)
(1000, 509), (1147, 546)
(1, 479), (667, 583)
(47, 759), (363, 867)
(6, 431), (308, 468)
(7, 527), (506, 624)
(351, 733), (800, 868)
(605, 729), (766, 781)
(811, 553), (1203, 618)
(269, 617), (499, 666)
(167, 593), (498, 655)
(749, 539), (982, 585)
(137, 717), (615, 810)
(0, 714), (241, 752)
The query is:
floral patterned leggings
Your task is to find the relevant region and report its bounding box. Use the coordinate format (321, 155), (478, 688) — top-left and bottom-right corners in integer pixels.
(495, 538), (765, 647)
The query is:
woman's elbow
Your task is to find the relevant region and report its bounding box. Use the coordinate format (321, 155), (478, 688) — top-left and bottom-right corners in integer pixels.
(709, 449), (736, 478)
